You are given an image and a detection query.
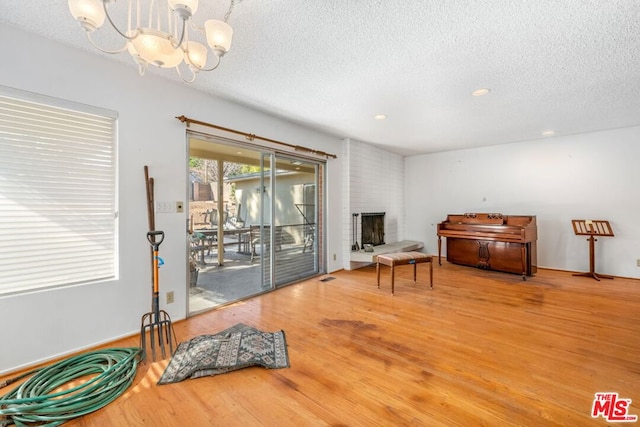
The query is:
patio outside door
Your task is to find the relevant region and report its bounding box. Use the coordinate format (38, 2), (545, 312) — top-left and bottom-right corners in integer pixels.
(256, 154), (320, 288)
(188, 136), (323, 315)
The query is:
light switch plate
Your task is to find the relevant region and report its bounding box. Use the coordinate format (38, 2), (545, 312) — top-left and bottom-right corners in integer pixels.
(155, 201), (175, 213)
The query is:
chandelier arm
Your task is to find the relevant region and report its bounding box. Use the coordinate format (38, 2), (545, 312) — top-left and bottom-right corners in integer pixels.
(188, 19), (203, 33)
(86, 32), (129, 54)
(172, 17), (188, 49)
(102, 0), (136, 40)
(176, 65), (197, 83)
(137, 61), (148, 77)
(194, 55), (222, 72)
(224, 0), (236, 22)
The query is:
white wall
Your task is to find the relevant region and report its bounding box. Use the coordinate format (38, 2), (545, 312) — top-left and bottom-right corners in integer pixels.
(405, 128), (640, 279)
(0, 24), (343, 374)
(342, 139), (405, 269)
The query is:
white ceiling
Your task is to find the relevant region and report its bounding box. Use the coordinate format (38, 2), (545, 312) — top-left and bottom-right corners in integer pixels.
(3, 1), (640, 156)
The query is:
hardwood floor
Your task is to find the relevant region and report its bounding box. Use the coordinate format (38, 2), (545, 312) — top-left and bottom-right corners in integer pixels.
(5, 262), (640, 426)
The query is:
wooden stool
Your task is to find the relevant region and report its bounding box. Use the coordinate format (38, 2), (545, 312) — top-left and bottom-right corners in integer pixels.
(376, 252), (433, 295)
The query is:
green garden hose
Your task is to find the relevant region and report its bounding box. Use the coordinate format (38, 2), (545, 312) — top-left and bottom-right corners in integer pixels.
(0, 347), (142, 426)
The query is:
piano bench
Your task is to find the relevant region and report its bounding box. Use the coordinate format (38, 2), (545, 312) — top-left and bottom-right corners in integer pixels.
(376, 252), (433, 295)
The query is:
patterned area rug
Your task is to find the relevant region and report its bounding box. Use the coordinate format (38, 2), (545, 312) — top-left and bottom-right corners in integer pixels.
(158, 323), (289, 385)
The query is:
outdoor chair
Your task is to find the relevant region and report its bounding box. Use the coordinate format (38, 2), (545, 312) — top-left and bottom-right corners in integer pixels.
(249, 225), (283, 262)
(189, 233), (206, 265)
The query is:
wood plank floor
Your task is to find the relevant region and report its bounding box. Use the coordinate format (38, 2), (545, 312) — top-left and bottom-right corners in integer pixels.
(4, 262), (640, 426)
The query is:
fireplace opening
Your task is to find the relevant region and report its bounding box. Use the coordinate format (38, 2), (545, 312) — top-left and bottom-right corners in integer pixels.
(361, 212), (385, 246)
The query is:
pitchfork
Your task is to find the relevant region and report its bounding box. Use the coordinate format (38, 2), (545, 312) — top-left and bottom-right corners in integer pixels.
(141, 230), (177, 361)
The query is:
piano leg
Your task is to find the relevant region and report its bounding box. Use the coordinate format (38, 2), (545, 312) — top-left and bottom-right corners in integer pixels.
(438, 236), (442, 266)
(521, 243), (527, 281)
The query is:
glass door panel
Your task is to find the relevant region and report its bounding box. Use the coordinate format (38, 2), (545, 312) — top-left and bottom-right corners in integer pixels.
(272, 155), (319, 286)
(188, 139), (267, 314)
(187, 134), (323, 315)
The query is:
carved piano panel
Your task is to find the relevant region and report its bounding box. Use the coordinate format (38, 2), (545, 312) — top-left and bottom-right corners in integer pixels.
(437, 213), (537, 278)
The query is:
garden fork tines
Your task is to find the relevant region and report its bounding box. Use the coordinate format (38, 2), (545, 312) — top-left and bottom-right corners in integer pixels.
(140, 230), (177, 361)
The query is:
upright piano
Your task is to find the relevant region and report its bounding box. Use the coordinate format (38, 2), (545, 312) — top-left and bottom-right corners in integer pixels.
(437, 213), (537, 278)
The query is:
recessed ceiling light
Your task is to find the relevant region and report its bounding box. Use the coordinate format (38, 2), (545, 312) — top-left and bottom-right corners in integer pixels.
(542, 130), (555, 137)
(374, 114), (387, 120)
(472, 88), (490, 96)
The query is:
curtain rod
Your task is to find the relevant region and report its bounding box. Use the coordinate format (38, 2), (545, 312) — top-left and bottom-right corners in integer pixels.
(176, 115), (337, 159)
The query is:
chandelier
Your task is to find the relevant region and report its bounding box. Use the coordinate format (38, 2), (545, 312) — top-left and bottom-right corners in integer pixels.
(68, 0), (235, 82)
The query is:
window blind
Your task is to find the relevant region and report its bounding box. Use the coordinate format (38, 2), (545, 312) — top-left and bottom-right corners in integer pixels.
(0, 88), (117, 295)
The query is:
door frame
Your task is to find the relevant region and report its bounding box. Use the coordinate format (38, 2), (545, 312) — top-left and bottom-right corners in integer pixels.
(186, 131), (327, 314)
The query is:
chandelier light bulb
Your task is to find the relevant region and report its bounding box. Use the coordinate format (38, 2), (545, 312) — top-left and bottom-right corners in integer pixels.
(205, 20), (233, 57)
(185, 41), (208, 70)
(131, 29), (184, 68)
(68, 0), (106, 32)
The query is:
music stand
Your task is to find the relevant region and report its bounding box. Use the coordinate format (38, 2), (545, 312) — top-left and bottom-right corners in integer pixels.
(571, 219), (614, 281)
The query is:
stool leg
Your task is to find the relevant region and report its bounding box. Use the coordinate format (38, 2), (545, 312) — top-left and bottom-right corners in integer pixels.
(413, 263), (417, 282)
(376, 261), (381, 289)
(429, 260), (433, 289)
(391, 265), (395, 295)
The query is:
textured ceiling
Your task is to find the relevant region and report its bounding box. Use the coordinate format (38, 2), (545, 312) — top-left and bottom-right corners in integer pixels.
(3, 1), (640, 155)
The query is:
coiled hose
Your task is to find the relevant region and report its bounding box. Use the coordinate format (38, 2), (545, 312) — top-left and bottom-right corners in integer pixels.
(0, 347), (142, 426)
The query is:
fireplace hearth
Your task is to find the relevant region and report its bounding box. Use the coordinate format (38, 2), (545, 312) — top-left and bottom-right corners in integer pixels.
(361, 212), (385, 246)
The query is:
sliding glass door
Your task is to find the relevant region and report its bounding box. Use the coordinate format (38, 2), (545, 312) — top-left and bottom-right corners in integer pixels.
(187, 135), (323, 314)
